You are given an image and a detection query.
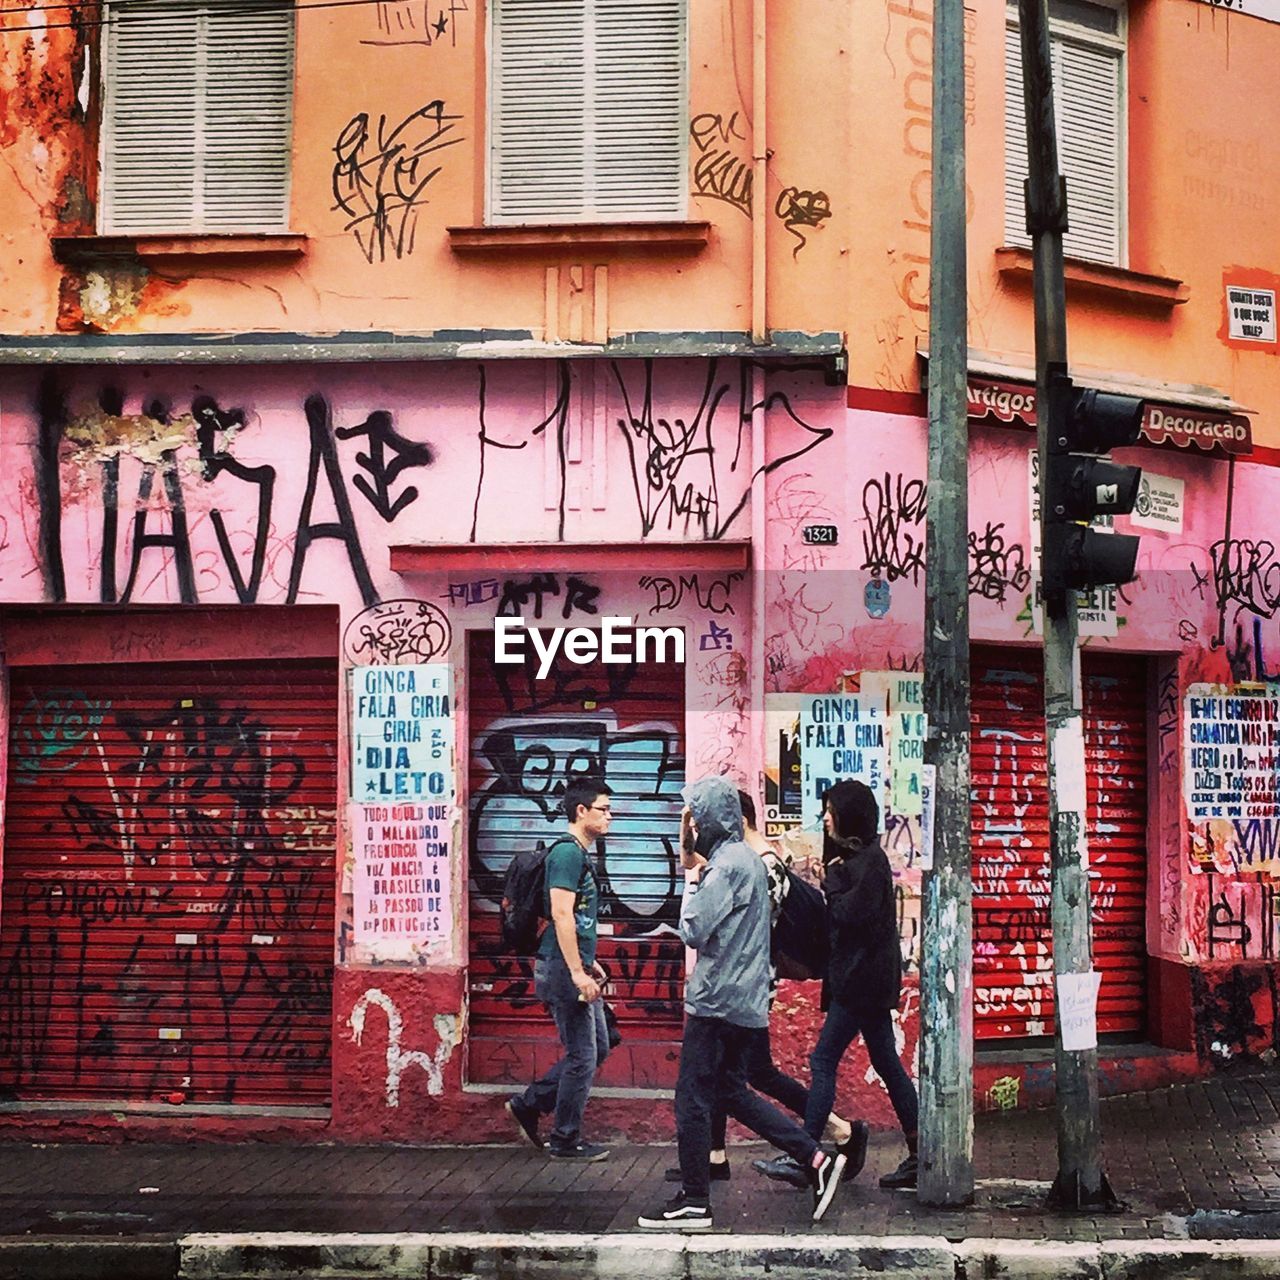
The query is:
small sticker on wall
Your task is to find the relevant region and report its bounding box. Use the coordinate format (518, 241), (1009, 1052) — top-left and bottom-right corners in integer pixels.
(158, 1028), (182, 1041)
(174, 933), (198, 946)
(864, 578), (891, 619)
(1130, 472), (1185, 533)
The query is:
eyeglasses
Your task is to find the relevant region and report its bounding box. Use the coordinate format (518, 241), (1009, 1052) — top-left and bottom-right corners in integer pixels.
(589, 805), (613, 814)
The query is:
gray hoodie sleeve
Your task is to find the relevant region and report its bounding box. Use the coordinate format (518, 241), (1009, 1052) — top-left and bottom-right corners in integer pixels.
(679, 863), (736, 951)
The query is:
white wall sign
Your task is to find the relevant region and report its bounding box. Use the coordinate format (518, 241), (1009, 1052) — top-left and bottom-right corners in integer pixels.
(1130, 472), (1185, 533)
(799, 693), (887, 829)
(1185, 685), (1280, 821)
(1057, 970), (1102, 1052)
(1199, 0), (1280, 27)
(1227, 285), (1277, 342)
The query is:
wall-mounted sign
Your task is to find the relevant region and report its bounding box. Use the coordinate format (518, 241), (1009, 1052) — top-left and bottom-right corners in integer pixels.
(1195, 0), (1280, 26)
(1227, 286), (1277, 342)
(351, 663), (453, 801)
(1130, 472), (1186, 533)
(1185, 685), (1280, 822)
(349, 662), (456, 955)
(968, 375), (1253, 456)
(802, 524), (840, 545)
(799, 693), (887, 828)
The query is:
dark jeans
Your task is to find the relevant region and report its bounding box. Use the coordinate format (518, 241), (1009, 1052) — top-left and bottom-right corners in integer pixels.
(802, 1000), (919, 1142)
(517, 952), (610, 1148)
(676, 1014), (819, 1201)
(709, 1024), (809, 1150)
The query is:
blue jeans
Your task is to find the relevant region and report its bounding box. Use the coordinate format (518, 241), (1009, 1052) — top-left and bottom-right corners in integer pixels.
(802, 1000), (919, 1142)
(676, 1014), (819, 1201)
(709, 1024), (809, 1150)
(517, 952), (610, 1148)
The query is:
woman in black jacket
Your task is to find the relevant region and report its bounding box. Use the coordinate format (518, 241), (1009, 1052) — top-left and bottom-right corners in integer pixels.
(803, 779), (919, 1189)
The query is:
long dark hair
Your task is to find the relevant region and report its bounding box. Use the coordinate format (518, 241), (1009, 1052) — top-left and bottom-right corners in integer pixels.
(822, 779), (879, 866)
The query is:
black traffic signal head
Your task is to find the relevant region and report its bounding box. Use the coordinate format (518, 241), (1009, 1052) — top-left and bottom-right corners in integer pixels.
(1042, 367), (1145, 618)
(1044, 523), (1141, 593)
(1050, 384), (1145, 455)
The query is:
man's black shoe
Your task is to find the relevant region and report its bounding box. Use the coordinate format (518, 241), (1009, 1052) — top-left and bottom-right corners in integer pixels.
(810, 1150), (847, 1222)
(504, 1098), (542, 1149)
(751, 1154), (809, 1189)
(879, 1153), (918, 1190)
(839, 1120), (870, 1181)
(547, 1139), (609, 1161)
(637, 1193), (713, 1231)
(665, 1160), (730, 1183)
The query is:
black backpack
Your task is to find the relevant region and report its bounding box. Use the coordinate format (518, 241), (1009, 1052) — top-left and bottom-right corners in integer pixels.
(771, 866), (829, 981)
(500, 842), (553, 953)
(500, 837), (592, 953)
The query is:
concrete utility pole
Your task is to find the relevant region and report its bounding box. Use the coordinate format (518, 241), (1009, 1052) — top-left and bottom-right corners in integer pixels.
(918, 0), (974, 1208)
(1016, 0), (1118, 1211)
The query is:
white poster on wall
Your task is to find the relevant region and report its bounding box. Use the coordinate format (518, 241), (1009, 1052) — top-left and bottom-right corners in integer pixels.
(799, 693), (888, 829)
(1227, 285), (1277, 341)
(1184, 684), (1280, 821)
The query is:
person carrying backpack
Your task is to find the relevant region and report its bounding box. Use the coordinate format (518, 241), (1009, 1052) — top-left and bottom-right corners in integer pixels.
(638, 777), (847, 1231)
(759, 779), (919, 1190)
(663, 790), (859, 1185)
(504, 778), (613, 1161)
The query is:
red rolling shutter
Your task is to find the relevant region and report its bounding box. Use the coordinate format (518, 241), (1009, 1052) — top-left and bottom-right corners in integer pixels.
(971, 649), (1148, 1042)
(466, 629), (687, 1089)
(0, 659), (337, 1108)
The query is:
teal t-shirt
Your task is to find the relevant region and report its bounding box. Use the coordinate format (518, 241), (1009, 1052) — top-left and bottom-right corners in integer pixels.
(537, 836), (598, 968)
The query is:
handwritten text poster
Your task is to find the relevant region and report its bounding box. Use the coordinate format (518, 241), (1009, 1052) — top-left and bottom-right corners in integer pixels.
(350, 663), (455, 953)
(799, 693), (887, 829)
(1185, 685), (1280, 821)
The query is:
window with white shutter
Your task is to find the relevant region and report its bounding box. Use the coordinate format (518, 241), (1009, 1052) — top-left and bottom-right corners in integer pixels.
(489, 0), (687, 224)
(100, 0), (295, 234)
(1004, 0), (1125, 266)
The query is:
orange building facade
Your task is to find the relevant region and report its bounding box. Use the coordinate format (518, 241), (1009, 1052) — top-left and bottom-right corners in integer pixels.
(0, 0), (1277, 1141)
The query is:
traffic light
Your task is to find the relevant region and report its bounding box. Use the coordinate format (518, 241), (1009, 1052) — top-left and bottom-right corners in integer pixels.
(1041, 364), (1144, 619)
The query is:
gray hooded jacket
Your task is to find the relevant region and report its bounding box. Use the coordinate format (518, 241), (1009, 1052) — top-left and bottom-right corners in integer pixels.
(679, 776), (771, 1029)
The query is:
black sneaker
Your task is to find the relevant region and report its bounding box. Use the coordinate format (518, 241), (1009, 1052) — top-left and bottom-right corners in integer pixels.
(879, 1153), (918, 1190)
(810, 1150), (847, 1222)
(637, 1193), (713, 1231)
(751, 1154), (809, 1189)
(665, 1160), (730, 1183)
(547, 1139), (609, 1161)
(839, 1120), (870, 1182)
(504, 1098), (542, 1149)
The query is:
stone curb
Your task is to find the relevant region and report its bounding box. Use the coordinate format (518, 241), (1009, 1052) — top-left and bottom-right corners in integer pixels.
(0, 1240), (177, 1280)
(10, 1233), (1280, 1280)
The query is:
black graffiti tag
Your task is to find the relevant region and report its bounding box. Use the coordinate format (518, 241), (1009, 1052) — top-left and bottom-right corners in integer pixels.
(343, 598), (452, 665)
(861, 473), (927, 585)
(332, 100), (464, 262)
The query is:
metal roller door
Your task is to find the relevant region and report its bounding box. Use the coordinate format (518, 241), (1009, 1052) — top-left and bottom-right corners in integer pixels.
(971, 649), (1148, 1042)
(0, 659), (338, 1108)
(467, 630), (686, 1089)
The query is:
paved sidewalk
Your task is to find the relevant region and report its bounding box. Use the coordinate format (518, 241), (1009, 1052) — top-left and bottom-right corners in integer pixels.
(3, 1068), (1280, 1277)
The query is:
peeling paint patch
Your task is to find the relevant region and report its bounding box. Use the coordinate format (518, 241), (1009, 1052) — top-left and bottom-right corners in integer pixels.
(79, 263), (151, 329)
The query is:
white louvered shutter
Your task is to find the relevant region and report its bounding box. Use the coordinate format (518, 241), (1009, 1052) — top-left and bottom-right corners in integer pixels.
(1004, 10), (1124, 265)
(101, 0), (295, 234)
(490, 0), (686, 223)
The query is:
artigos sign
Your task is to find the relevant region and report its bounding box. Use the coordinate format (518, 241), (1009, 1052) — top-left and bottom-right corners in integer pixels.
(966, 376), (1253, 456)
(494, 615), (685, 678)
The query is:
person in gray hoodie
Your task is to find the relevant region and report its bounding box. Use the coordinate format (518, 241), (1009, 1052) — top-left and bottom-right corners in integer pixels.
(637, 776), (846, 1232)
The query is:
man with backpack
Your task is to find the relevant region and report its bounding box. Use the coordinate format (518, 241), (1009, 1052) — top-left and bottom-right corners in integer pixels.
(638, 776), (847, 1231)
(504, 778), (613, 1161)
